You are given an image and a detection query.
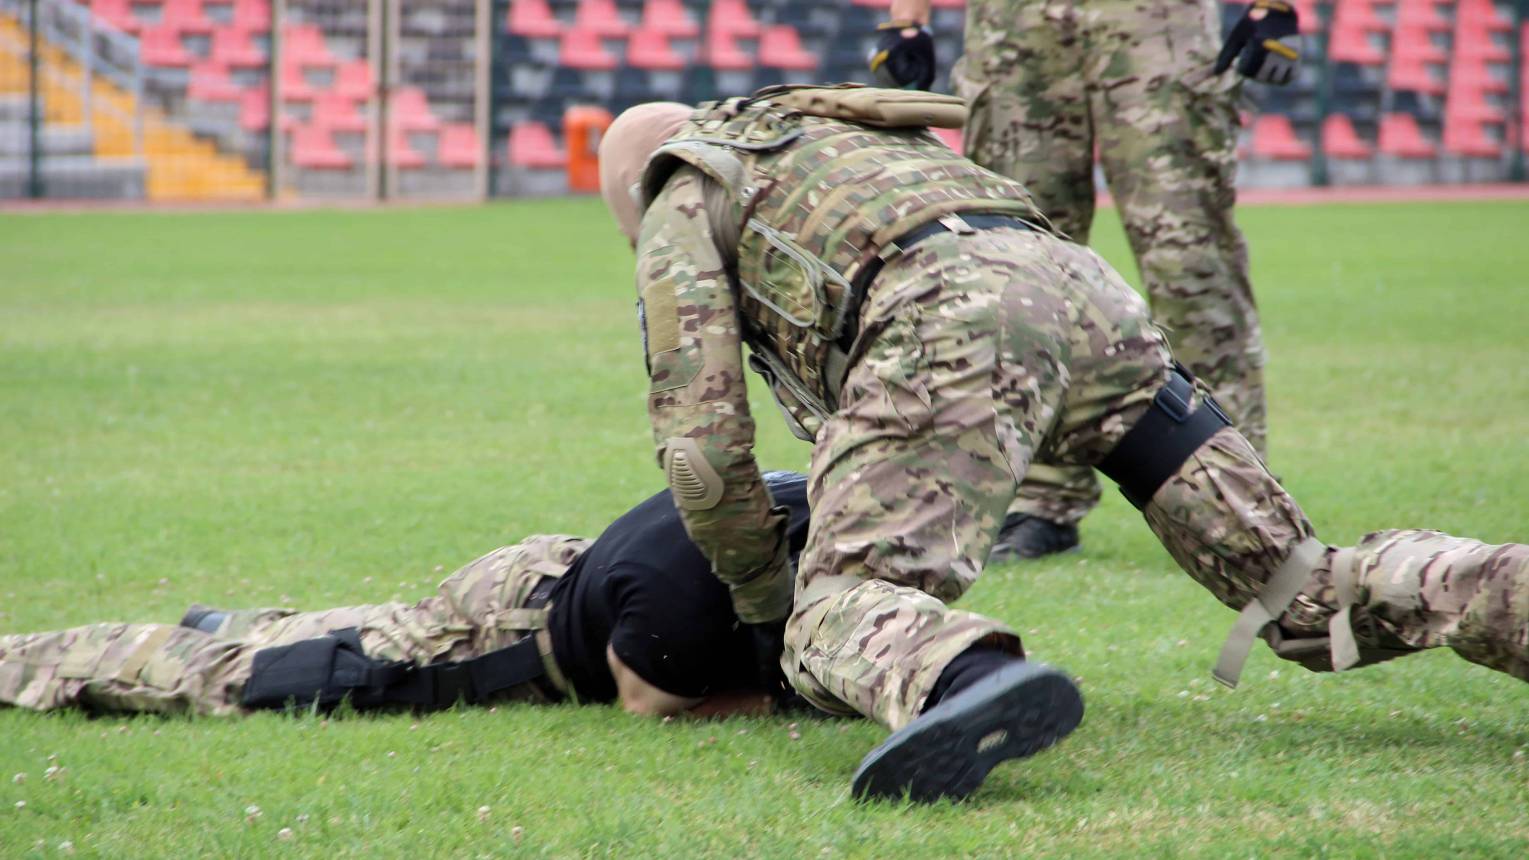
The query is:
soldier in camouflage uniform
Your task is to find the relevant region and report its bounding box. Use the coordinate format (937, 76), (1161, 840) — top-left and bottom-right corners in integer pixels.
(875, 0), (1304, 558)
(600, 88), (1529, 803)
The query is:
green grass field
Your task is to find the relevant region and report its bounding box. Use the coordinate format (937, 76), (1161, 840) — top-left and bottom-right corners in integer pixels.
(3, 199), (1528, 858)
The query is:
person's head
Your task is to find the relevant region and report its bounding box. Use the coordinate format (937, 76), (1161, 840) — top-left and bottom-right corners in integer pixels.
(598, 102), (692, 246)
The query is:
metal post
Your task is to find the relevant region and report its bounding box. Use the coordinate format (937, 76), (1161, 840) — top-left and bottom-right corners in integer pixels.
(1308, 2), (1332, 187)
(474, 0), (491, 200)
(26, 0), (42, 198)
(267, 0), (281, 198)
(367, 0), (386, 201)
(1510, 0), (1526, 182)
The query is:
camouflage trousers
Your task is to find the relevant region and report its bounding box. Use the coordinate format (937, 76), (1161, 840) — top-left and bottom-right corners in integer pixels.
(784, 228), (1529, 730)
(0, 535), (588, 715)
(954, 0), (1266, 526)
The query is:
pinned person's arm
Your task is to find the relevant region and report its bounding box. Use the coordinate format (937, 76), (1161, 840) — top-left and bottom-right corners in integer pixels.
(635, 167), (793, 625)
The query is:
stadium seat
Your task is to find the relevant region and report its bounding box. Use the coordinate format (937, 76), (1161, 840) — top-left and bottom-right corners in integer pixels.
(627, 28), (685, 71)
(705, 27), (753, 71)
(639, 0), (698, 39)
(758, 25), (817, 71)
(1442, 120), (1503, 158)
(389, 87), (441, 132)
(140, 26), (195, 67)
(508, 121), (566, 168)
(231, 0), (270, 32)
(508, 0), (563, 39)
(282, 24), (335, 69)
(239, 85), (269, 131)
(279, 62), (315, 101)
(1393, 0), (1450, 33)
(1328, 0), (1387, 66)
(1321, 114), (1371, 159)
(90, 0), (141, 33)
(709, 0), (762, 38)
(1250, 114), (1311, 160)
(438, 123), (481, 169)
(385, 128), (427, 169)
(311, 92), (367, 132)
(163, 0), (215, 34)
(210, 26), (266, 67)
(290, 125), (351, 169)
(1387, 56), (1446, 95)
(560, 28), (618, 70)
(1378, 113), (1436, 158)
(333, 61), (374, 102)
(187, 61), (241, 101)
(573, 0), (630, 39)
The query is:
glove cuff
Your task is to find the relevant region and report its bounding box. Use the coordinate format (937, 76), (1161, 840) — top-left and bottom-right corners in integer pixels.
(877, 19), (931, 32)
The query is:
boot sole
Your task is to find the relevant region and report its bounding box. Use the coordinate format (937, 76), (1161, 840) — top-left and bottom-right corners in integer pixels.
(850, 662), (1083, 803)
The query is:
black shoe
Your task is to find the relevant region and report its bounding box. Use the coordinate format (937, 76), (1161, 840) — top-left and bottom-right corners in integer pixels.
(987, 513), (1080, 562)
(850, 661), (1083, 803)
(178, 604), (228, 635)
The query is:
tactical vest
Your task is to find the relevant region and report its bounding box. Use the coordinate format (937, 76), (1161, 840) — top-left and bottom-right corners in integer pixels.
(639, 86), (1046, 441)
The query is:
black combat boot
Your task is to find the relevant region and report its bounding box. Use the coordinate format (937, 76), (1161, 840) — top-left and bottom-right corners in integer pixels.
(178, 604), (229, 635)
(850, 648), (1083, 803)
(988, 513), (1080, 562)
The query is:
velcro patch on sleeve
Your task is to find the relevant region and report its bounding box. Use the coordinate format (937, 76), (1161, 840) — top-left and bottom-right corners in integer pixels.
(641, 282), (681, 355)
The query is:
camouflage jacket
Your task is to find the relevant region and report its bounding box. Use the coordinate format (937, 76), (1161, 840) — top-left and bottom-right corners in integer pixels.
(634, 90), (1043, 622)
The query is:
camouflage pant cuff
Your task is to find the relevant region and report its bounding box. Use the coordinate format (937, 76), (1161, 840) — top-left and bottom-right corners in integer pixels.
(1007, 497), (1094, 527)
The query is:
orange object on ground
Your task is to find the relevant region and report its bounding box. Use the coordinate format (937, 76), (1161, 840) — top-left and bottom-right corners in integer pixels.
(565, 105), (613, 193)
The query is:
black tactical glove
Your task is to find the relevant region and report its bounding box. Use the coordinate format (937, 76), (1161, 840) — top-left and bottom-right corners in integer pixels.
(745, 618), (803, 708)
(1214, 0), (1301, 86)
(868, 21), (936, 91)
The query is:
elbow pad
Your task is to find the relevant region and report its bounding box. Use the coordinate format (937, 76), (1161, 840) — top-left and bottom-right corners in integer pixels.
(664, 437), (724, 510)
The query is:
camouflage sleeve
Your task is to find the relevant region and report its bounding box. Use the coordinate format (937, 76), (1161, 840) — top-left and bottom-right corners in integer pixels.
(636, 166), (792, 624)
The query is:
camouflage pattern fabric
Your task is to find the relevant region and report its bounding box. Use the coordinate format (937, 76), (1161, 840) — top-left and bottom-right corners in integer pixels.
(0, 535), (587, 714)
(953, 0), (1266, 526)
(1145, 427), (1529, 681)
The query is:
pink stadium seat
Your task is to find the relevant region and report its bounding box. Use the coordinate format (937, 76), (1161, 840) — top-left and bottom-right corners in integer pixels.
(1393, 0), (1450, 32)
(1378, 113), (1436, 158)
(279, 63), (315, 101)
(1442, 120), (1503, 158)
(509, 122), (567, 169)
(1456, 0), (1513, 31)
(709, 0), (761, 38)
(438, 123), (481, 169)
(574, 0), (630, 39)
(389, 88), (441, 132)
(282, 24), (335, 69)
(508, 0), (563, 39)
(385, 129), (427, 169)
(639, 0), (698, 39)
(162, 0), (214, 33)
(231, 0), (270, 32)
(627, 28), (686, 71)
(311, 92), (367, 133)
(291, 125), (352, 169)
(931, 126), (962, 151)
(758, 25), (817, 71)
(560, 28), (618, 70)
(140, 26), (194, 67)
(1250, 114), (1311, 160)
(705, 27), (752, 70)
(90, 0), (141, 33)
(1328, 0), (1387, 66)
(239, 85), (269, 131)
(1388, 56), (1446, 94)
(187, 61), (241, 101)
(1321, 114), (1371, 159)
(931, 0), (967, 7)
(210, 27), (266, 67)
(333, 61), (374, 102)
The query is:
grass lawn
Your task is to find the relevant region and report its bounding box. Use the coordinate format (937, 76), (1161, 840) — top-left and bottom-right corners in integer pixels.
(2, 198), (1528, 858)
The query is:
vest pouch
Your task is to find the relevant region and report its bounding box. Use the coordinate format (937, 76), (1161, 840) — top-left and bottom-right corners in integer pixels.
(739, 218), (827, 330)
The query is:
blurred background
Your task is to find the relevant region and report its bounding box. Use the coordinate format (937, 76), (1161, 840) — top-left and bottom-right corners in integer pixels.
(0, 0), (1524, 203)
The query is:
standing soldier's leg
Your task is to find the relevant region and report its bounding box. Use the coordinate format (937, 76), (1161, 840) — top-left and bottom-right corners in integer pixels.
(956, 0), (1103, 551)
(1090, 0), (1268, 457)
(0, 624), (250, 715)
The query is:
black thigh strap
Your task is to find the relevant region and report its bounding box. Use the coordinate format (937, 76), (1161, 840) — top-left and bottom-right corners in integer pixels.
(1094, 368), (1232, 510)
(380, 636), (550, 711)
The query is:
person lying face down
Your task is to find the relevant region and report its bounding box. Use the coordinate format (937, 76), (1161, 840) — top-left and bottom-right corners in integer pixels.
(0, 472), (813, 720)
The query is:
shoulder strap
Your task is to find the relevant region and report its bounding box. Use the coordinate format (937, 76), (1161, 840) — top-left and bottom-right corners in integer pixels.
(754, 83), (968, 129)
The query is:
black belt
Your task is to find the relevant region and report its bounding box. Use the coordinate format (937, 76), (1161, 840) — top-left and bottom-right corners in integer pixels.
(1095, 366), (1233, 510)
(839, 213), (1035, 352)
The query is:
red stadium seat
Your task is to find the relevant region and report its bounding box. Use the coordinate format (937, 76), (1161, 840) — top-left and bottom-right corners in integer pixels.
(162, 0), (214, 34)
(758, 25), (817, 71)
(231, 0), (270, 32)
(508, 0), (563, 39)
(291, 125), (351, 169)
(279, 63), (314, 101)
(509, 122), (567, 169)
(1377, 113), (1436, 158)
(709, 0), (761, 38)
(627, 28), (686, 71)
(574, 0), (630, 39)
(1328, 0), (1387, 66)
(1321, 114), (1371, 159)
(1442, 120), (1503, 158)
(210, 27), (266, 67)
(239, 85), (269, 131)
(385, 128), (427, 169)
(333, 61), (374, 102)
(1456, 0), (1513, 31)
(282, 24), (335, 69)
(1250, 114), (1311, 160)
(90, 0), (141, 33)
(389, 87), (441, 132)
(311, 92), (367, 132)
(187, 61), (241, 101)
(560, 28), (618, 70)
(438, 123), (481, 169)
(140, 26), (194, 67)
(1387, 56), (1446, 94)
(1393, 0), (1450, 33)
(639, 0), (698, 39)
(705, 27), (753, 70)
